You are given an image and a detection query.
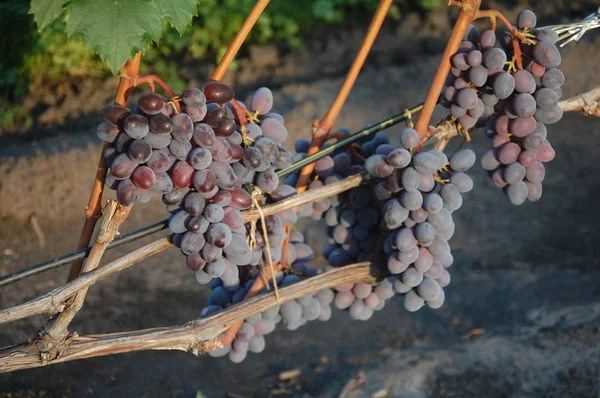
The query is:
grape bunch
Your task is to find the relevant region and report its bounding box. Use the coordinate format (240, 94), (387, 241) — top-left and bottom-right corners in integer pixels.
(289, 127), (474, 315)
(441, 9), (563, 205)
(201, 231), (333, 363)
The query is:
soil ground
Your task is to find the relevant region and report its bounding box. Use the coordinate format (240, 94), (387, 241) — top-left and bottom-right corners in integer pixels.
(1, 6), (600, 398)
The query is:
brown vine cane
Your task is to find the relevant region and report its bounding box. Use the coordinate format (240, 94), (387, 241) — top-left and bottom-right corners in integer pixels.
(66, 53), (142, 282)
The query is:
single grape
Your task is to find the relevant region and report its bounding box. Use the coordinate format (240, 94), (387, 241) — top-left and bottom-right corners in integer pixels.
(456, 88), (478, 109)
(131, 166), (155, 190)
(260, 118), (288, 144)
(203, 81), (234, 104)
(513, 93), (536, 118)
(127, 139), (152, 164)
(96, 122), (120, 143)
(541, 68), (564, 89)
(250, 87), (273, 115)
(493, 73), (515, 99)
(534, 88), (558, 110)
(516, 9), (537, 29)
(138, 93), (165, 115)
(483, 47), (507, 70)
(504, 181), (528, 205)
(116, 179), (140, 205)
(208, 161), (237, 190)
(256, 168), (279, 192)
(171, 113), (194, 142)
(110, 153), (138, 179)
(170, 160), (195, 189)
(503, 162), (526, 184)
(513, 70), (536, 94)
(533, 41), (561, 68)
(181, 88), (206, 107)
(449, 148), (475, 172)
(203, 103), (228, 127)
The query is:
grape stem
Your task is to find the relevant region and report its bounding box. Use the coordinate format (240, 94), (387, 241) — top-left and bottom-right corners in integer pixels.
(136, 75), (176, 97)
(475, 9), (524, 70)
(296, 0), (393, 193)
(66, 52), (142, 282)
(210, 0), (271, 81)
(413, 0), (481, 142)
(0, 263), (374, 373)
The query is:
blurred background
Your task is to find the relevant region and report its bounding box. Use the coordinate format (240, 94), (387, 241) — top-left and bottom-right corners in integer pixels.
(1, 1), (600, 397)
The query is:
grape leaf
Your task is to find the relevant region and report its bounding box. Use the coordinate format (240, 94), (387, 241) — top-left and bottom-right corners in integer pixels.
(155, 0), (198, 34)
(30, 0), (69, 30)
(66, 0), (164, 74)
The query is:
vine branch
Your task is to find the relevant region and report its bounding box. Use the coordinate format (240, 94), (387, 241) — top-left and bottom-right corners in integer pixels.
(0, 263), (374, 373)
(210, 0), (271, 81)
(67, 52), (142, 282)
(0, 173), (367, 326)
(413, 0), (481, 141)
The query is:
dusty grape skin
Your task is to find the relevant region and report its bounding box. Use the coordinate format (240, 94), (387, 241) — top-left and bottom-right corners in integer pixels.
(493, 73), (515, 99)
(259, 118), (288, 144)
(250, 87), (273, 115)
(144, 132), (172, 149)
(504, 181), (528, 205)
(96, 122), (120, 143)
(208, 161), (237, 190)
(541, 68), (564, 89)
(188, 147), (213, 170)
(170, 113), (194, 142)
(152, 172), (174, 193)
(516, 9), (537, 29)
(533, 41), (561, 68)
(110, 153), (138, 179)
(181, 88), (206, 107)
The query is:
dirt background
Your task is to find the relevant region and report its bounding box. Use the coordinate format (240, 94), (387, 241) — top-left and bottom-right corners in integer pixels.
(1, 4), (600, 398)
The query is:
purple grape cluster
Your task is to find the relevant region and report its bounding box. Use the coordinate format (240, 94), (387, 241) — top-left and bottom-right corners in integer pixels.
(97, 84), (302, 286)
(440, 10), (563, 205)
(290, 127), (475, 314)
(201, 231), (332, 363)
(477, 11), (562, 204)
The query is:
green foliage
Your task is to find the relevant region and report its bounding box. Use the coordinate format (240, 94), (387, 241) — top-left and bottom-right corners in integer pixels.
(30, 0), (198, 74)
(0, 0), (441, 130)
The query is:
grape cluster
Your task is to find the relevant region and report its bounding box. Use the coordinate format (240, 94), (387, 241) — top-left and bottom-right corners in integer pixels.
(479, 12), (562, 204)
(201, 231), (333, 363)
(97, 84), (301, 286)
(291, 127), (474, 315)
(441, 9), (563, 205)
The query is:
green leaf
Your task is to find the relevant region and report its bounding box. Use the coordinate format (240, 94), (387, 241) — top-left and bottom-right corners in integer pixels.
(30, 0), (69, 30)
(65, 0), (164, 74)
(155, 0), (198, 34)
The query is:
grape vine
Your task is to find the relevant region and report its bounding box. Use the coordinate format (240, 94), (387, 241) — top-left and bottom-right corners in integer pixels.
(0, 0), (599, 372)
